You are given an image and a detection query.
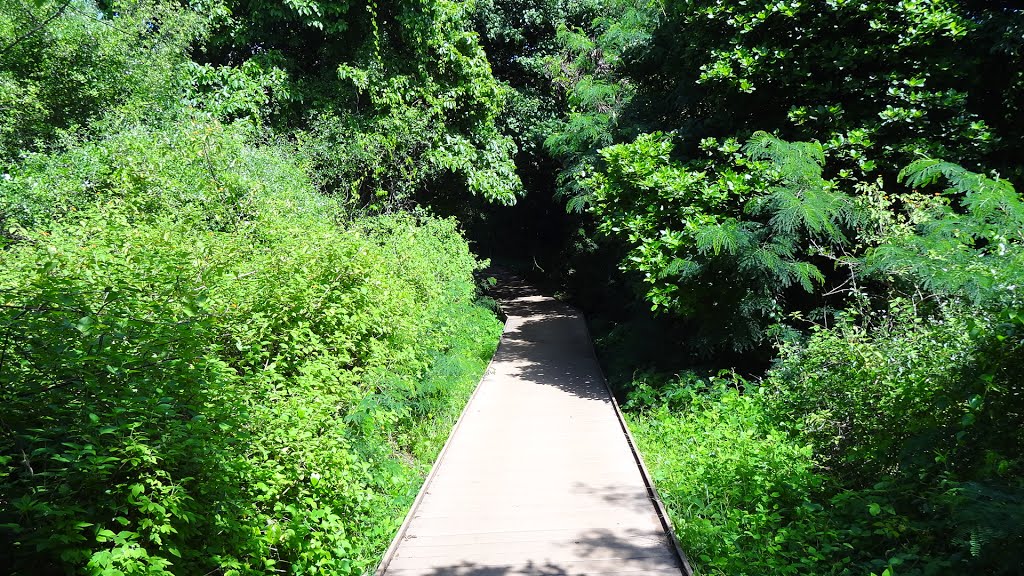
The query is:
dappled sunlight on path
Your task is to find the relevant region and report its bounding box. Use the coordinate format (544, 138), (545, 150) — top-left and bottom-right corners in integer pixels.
(377, 271), (688, 576)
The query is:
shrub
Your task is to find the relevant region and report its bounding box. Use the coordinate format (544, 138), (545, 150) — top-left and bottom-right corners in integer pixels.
(0, 120), (502, 575)
(626, 375), (842, 576)
(586, 132), (859, 353)
(0, 0), (208, 162)
(764, 301), (1024, 575)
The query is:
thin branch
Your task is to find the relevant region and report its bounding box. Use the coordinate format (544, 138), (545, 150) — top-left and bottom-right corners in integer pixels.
(0, 0), (73, 57)
(0, 302), (87, 315)
(821, 276), (854, 298)
(16, 0), (42, 26)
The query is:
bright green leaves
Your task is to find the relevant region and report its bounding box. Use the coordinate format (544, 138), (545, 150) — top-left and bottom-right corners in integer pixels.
(865, 160), (1024, 306)
(209, 0), (524, 209)
(645, 0), (1019, 183)
(541, 0), (660, 206)
(0, 208), (499, 572)
(743, 132), (858, 243)
(0, 0), (209, 162)
(695, 221), (746, 256)
(230, 0), (354, 35)
(588, 131), (854, 351)
(627, 374), (833, 576)
(76, 316), (97, 336)
(760, 295), (1024, 573)
(185, 60), (289, 123)
(627, 282), (1024, 575)
(0, 119), (282, 231)
(531, 1), (1024, 574)
(0, 107), (502, 574)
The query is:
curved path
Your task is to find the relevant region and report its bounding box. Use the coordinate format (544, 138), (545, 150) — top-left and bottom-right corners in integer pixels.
(377, 274), (689, 576)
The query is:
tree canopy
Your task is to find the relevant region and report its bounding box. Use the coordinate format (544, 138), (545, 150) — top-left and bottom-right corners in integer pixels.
(2, 0), (1023, 574)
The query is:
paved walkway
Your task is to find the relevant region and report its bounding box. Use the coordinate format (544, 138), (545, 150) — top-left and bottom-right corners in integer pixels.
(377, 275), (688, 576)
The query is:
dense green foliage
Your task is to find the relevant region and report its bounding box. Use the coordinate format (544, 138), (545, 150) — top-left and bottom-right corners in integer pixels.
(623, 162), (1024, 573)
(627, 379), (831, 575)
(1, 0), (506, 573)
(204, 0), (523, 208)
(533, 0), (1023, 352)
(0, 118), (502, 574)
(629, 289), (1024, 574)
(589, 131), (858, 351)
(0, 0), (205, 160)
(4, 0), (1024, 573)
(473, 0), (1024, 574)
(639, 0), (1022, 178)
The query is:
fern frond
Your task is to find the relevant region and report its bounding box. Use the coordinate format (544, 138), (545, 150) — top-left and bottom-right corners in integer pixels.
(572, 77), (622, 109)
(544, 113), (614, 156)
(899, 158), (1010, 200)
(695, 220), (748, 255)
(949, 481), (1024, 560)
(745, 131), (825, 184)
(553, 159), (597, 208)
(788, 261), (826, 292)
(766, 185), (853, 243)
(900, 158), (1024, 232)
(765, 187), (804, 235)
(898, 158), (968, 189)
(565, 191), (593, 213)
(961, 178), (1024, 228)
(766, 234), (798, 260)
(740, 132), (856, 245)
(554, 25), (596, 54)
(740, 245), (785, 279)
(660, 257), (701, 279)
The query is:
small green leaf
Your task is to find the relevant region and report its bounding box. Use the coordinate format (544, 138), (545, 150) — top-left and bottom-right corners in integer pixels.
(77, 316), (95, 334)
(968, 394), (983, 410)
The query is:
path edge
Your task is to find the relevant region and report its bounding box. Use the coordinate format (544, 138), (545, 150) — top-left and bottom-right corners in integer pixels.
(374, 311), (507, 576)
(581, 315), (696, 576)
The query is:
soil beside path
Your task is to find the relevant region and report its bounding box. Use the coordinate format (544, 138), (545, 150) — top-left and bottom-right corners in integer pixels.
(377, 272), (687, 576)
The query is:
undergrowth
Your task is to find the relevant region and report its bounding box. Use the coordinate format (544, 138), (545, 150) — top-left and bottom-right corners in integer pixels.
(624, 298), (1024, 575)
(0, 120), (502, 575)
(612, 138), (1024, 576)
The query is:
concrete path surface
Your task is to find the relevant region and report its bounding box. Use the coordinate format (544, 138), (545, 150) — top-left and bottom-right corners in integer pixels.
(376, 274), (689, 576)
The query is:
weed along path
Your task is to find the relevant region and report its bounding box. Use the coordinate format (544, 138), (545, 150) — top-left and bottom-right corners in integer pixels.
(377, 273), (691, 576)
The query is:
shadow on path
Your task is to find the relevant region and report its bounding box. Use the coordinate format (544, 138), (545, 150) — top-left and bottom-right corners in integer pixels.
(380, 270), (684, 576)
(411, 528), (674, 575)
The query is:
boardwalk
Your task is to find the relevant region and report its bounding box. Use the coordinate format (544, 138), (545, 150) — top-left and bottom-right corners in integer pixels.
(377, 275), (690, 576)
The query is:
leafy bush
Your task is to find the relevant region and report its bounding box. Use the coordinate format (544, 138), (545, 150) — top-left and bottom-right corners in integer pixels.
(0, 0), (209, 162)
(202, 0), (524, 210)
(764, 301), (1024, 575)
(588, 132), (859, 352)
(866, 159), (1024, 305)
(626, 374), (841, 576)
(0, 121), (502, 575)
(626, 301), (1024, 575)
(639, 0), (1020, 180)
(625, 161), (1024, 575)
(2, 118), (298, 231)
(758, 162), (1024, 575)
